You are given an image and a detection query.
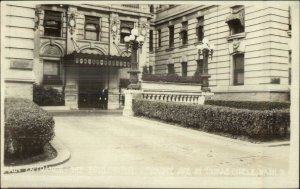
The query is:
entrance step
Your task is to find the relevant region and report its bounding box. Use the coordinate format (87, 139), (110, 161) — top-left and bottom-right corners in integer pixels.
(43, 108), (123, 116)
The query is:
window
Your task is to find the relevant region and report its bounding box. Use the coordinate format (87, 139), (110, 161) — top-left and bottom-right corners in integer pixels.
(196, 59), (204, 75)
(288, 6), (291, 30)
(196, 17), (204, 42)
(289, 50), (291, 84)
(150, 5), (154, 13)
(226, 6), (245, 35)
(85, 16), (100, 41)
(181, 62), (187, 76)
(181, 21), (188, 45)
(120, 21), (134, 43)
(169, 25), (174, 48)
(149, 30), (153, 52)
(157, 29), (162, 48)
(43, 60), (62, 84)
(149, 66), (153, 74)
(167, 64), (175, 74)
(44, 10), (62, 37)
(233, 54), (244, 85)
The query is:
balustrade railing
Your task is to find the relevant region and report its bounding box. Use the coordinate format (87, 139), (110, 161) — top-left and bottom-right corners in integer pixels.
(141, 92), (206, 105)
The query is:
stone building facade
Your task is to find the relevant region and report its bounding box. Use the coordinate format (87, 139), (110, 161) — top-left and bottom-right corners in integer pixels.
(148, 4), (292, 102)
(2, 3), (293, 110)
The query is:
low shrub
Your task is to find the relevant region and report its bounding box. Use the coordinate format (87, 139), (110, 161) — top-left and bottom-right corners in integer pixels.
(33, 83), (65, 106)
(142, 73), (202, 84)
(133, 99), (290, 141)
(205, 100), (290, 110)
(4, 98), (55, 160)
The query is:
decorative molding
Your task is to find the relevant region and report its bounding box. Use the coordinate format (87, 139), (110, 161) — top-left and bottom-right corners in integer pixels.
(139, 22), (149, 37)
(68, 12), (76, 35)
(111, 18), (120, 41)
(40, 41), (65, 57)
(79, 45), (107, 55)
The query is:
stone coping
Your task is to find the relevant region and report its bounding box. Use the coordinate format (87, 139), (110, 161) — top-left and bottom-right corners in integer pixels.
(3, 137), (71, 174)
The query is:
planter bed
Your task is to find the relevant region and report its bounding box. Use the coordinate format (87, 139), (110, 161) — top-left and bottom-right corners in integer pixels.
(133, 99), (290, 141)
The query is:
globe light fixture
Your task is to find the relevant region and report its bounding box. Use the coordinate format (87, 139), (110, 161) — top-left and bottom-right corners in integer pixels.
(124, 28), (145, 89)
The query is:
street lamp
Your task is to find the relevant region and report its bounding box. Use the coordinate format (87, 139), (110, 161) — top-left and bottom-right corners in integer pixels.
(196, 37), (215, 88)
(124, 28), (145, 89)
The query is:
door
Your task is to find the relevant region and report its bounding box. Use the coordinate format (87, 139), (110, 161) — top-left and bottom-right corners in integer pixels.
(78, 67), (105, 109)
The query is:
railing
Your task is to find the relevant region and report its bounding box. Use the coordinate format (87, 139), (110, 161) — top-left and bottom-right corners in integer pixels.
(141, 92), (207, 105)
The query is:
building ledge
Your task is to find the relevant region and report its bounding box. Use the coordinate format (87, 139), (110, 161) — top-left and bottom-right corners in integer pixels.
(178, 44), (188, 49)
(227, 32), (247, 41)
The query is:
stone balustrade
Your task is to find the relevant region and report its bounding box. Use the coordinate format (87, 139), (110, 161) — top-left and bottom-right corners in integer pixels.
(141, 92), (211, 105)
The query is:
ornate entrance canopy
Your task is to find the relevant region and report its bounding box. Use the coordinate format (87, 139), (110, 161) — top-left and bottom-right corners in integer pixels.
(64, 52), (131, 68)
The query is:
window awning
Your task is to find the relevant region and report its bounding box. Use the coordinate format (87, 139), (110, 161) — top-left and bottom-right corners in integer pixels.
(225, 10), (244, 26)
(64, 52), (131, 68)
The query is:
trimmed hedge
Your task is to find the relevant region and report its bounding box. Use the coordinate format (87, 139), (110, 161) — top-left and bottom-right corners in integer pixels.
(133, 99), (290, 141)
(142, 73), (202, 84)
(5, 98), (55, 159)
(205, 100), (290, 110)
(33, 83), (65, 106)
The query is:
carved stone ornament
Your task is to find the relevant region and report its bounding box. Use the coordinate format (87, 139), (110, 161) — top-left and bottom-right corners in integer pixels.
(42, 45), (62, 57)
(111, 18), (120, 40)
(34, 8), (42, 31)
(232, 39), (240, 50)
(139, 22), (149, 37)
(68, 13), (76, 35)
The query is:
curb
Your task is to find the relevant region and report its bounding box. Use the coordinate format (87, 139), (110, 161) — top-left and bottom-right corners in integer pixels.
(126, 116), (290, 148)
(3, 137), (71, 174)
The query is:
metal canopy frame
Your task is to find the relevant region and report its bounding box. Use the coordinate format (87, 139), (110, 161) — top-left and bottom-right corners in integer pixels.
(64, 52), (131, 68)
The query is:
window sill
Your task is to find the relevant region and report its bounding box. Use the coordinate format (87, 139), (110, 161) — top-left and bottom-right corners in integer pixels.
(165, 47), (175, 52)
(178, 44), (188, 49)
(41, 36), (65, 40)
(227, 32), (247, 41)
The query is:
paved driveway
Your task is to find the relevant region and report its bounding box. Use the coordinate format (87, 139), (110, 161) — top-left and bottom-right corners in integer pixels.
(3, 112), (290, 187)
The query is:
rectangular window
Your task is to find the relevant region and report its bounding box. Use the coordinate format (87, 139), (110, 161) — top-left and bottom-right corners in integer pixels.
(43, 60), (62, 85)
(158, 29), (162, 48)
(288, 6), (291, 30)
(196, 59), (203, 75)
(197, 17), (204, 42)
(120, 21), (134, 43)
(289, 50), (292, 84)
(85, 16), (100, 41)
(167, 64), (175, 74)
(169, 25), (174, 48)
(181, 21), (188, 45)
(233, 54), (244, 85)
(229, 6), (245, 35)
(149, 30), (153, 52)
(181, 62), (187, 77)
(44, 10), (62, 37)
(149, 66), (153, 74)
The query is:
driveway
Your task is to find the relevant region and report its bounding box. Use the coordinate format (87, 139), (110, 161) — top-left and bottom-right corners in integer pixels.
(2, 112), (290, 188)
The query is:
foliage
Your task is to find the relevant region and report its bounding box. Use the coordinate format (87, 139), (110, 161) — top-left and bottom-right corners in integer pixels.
(205, 100), (290, 110)
(33, 83), (65, 106)
(4, 98), (55, 159)
(133, 99), (290, 141)
(142, 73), (202, 84)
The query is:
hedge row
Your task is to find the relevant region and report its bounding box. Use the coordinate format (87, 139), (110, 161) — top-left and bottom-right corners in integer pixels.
(205, 100), (290, 110)
(133, 99), (290, 140)
(5, 98), (55, 159)
(33, 84), (65, 106)
(142, 73), (202, 84)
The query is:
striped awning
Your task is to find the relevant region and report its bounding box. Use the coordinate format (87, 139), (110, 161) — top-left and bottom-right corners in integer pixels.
(64, 52), (131, 68)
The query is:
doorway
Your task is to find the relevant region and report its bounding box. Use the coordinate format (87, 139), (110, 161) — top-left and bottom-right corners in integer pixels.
(78, 66), (107, 109)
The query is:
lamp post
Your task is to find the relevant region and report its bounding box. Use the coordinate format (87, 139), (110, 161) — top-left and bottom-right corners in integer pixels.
(196, 37), (215, 88)
(124, 28), (144, 89)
